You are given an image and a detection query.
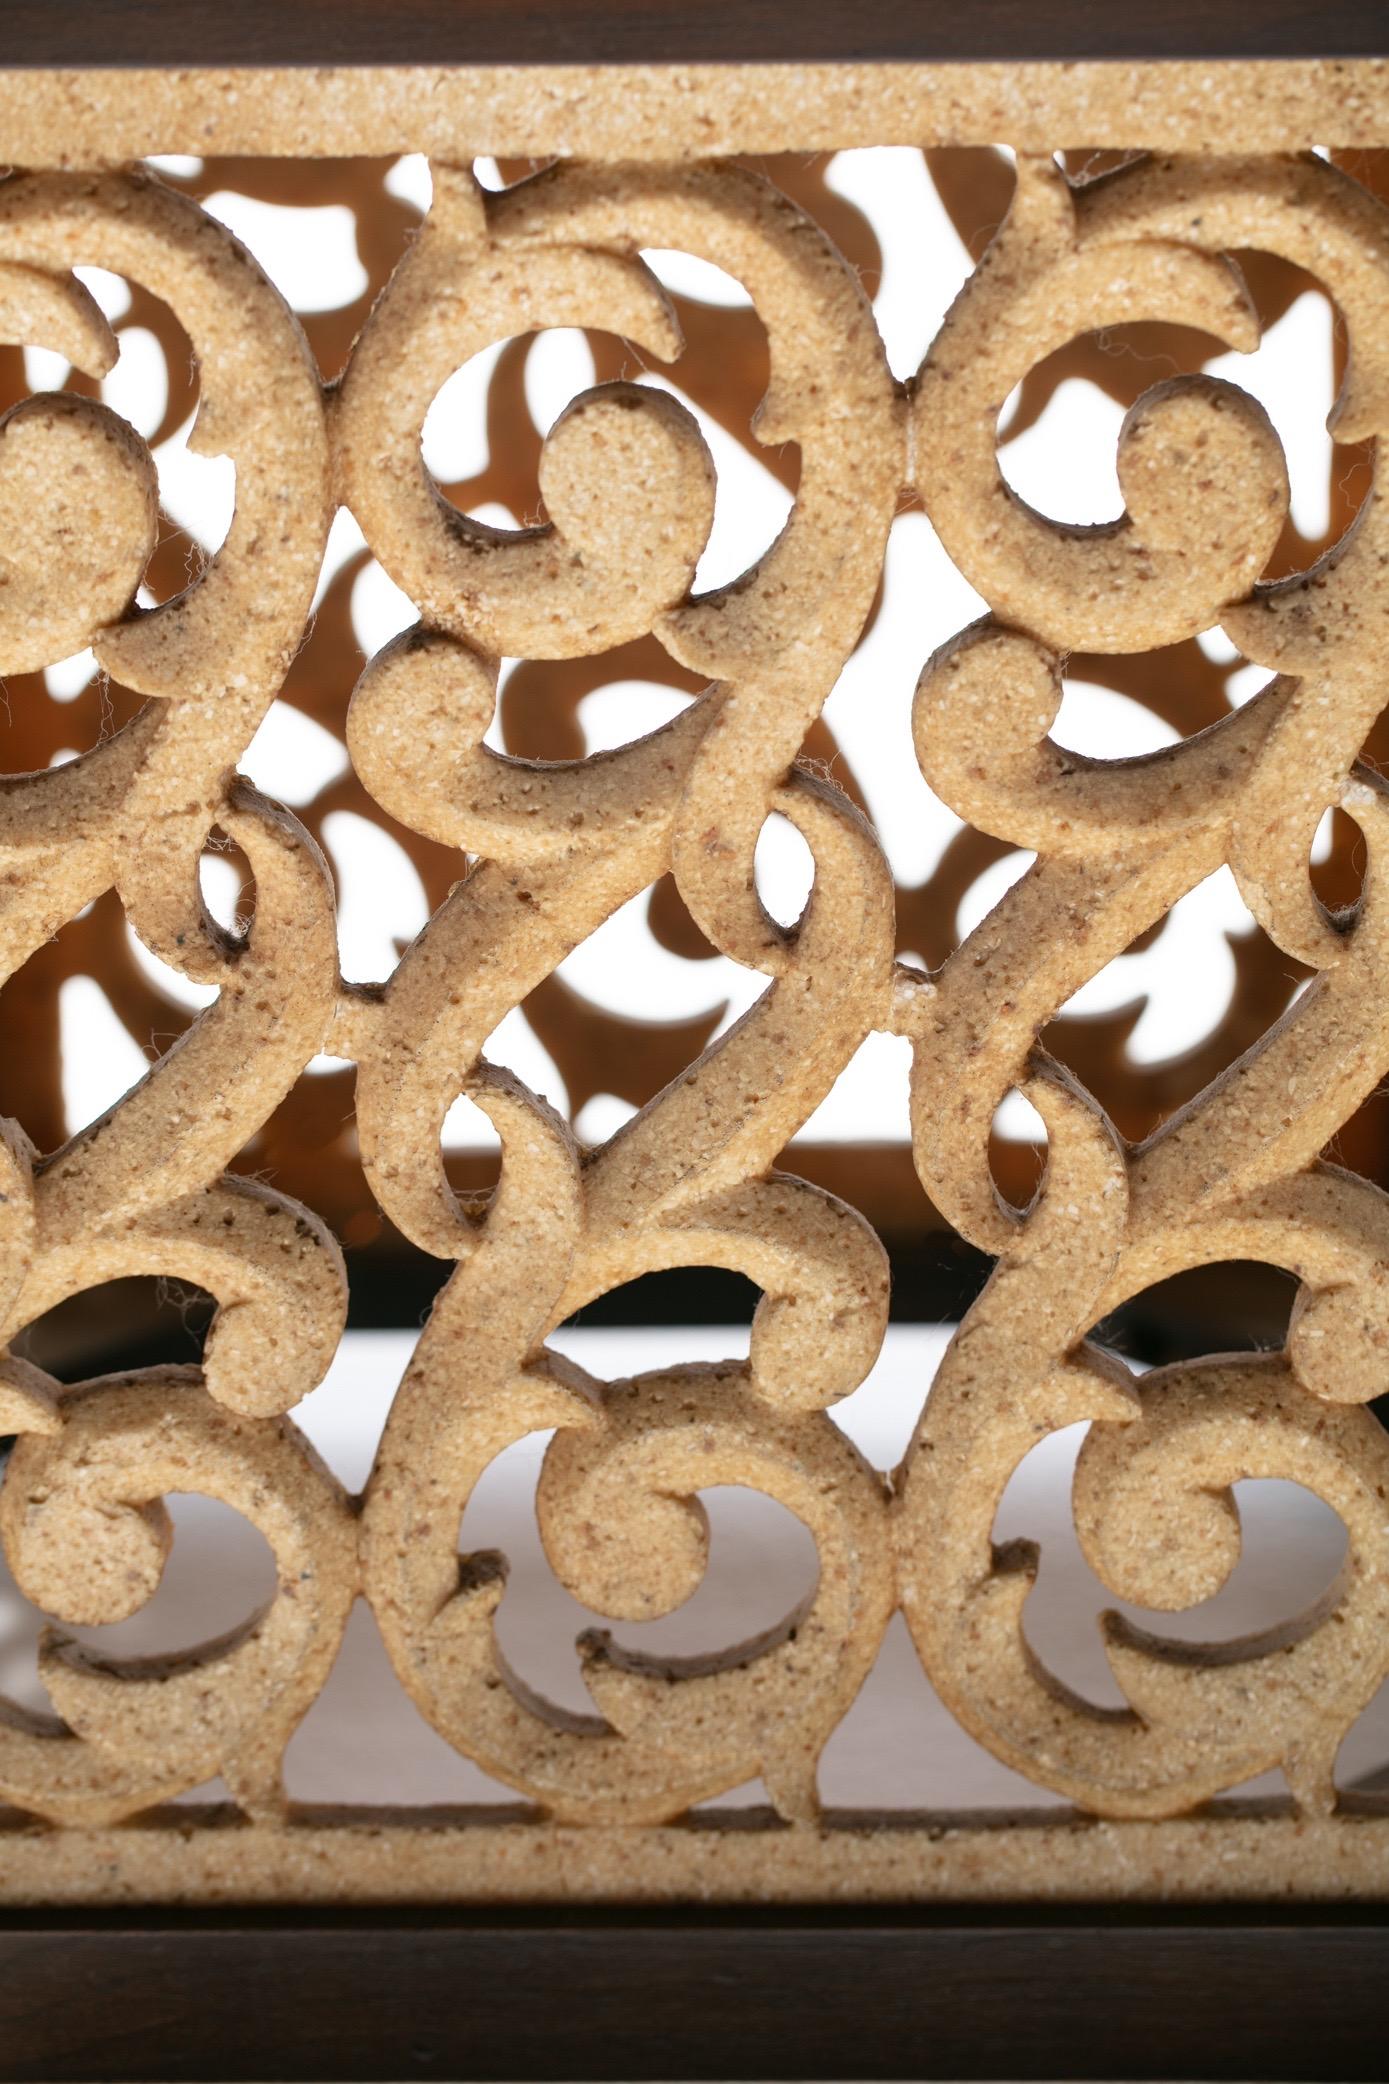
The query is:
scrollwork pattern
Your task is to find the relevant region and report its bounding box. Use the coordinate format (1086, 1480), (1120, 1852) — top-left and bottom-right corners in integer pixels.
(896, 147), (1389, 1818)
(3, 140), (1389, 1850)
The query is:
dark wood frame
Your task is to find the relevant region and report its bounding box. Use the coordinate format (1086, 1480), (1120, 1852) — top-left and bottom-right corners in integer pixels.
(9, 0), (1389, 67)
(5, 6), (1389, 2078)
(1, 1903), (1385, 2082)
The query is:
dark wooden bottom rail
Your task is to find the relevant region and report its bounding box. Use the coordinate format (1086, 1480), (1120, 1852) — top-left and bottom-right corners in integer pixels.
(2, 1905), (1386, 2082)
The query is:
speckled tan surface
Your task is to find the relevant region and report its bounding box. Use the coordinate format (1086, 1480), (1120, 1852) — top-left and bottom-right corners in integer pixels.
(0, 62), (1386, 160)
(3, 1804), (1389, 1907)
(1, 65), (1389, 1901)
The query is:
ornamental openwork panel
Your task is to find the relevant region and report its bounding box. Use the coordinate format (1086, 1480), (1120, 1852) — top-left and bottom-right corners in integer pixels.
(1, 62), (1389, 1904)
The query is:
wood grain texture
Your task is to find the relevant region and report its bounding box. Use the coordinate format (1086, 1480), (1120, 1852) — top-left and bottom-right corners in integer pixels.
(5, 0), (1387, 68)
(1, 1908), (1386, 2081)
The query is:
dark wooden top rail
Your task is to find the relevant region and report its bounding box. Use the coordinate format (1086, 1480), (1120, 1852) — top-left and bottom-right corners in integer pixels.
(5, 0), (1387, 68)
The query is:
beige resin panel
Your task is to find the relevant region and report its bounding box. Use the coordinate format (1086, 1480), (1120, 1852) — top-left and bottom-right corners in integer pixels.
(0, 62), (1388, 1901)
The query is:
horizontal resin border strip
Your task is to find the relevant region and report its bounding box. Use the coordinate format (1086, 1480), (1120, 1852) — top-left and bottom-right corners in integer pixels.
(2, 1804), (1389, 1908)
(0, 61), (1382, 161)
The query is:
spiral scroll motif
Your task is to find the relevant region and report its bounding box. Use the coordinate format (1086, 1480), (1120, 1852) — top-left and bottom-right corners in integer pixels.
(896, 150), (1389, 1816)
(2, 144), (1389, 1852)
